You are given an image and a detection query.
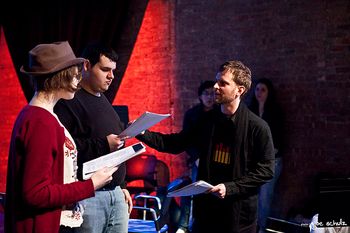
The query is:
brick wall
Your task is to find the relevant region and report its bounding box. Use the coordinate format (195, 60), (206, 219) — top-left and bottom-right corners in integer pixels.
(173, 0), (350, 219)
(115, 0), (350, 219)
(113, 0), (189, 182)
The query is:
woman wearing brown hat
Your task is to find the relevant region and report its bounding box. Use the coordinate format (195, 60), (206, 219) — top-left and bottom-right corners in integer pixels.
(5, 41), (118, 233)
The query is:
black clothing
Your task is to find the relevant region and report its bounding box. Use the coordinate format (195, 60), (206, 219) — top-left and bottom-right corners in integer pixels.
(249, 103), (283, 157)
(182, 103), (219, 165)
(183, 104), (208, 130)
(54, 88), (126, 189)
(137, 102), (274, 233)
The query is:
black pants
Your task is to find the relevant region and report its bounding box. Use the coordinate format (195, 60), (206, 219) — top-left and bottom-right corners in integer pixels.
(59, 226), (74, 233)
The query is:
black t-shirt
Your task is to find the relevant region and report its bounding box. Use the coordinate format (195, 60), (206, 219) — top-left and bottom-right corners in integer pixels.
(210, 115), (236, 184)
(54, 88), (126, 189)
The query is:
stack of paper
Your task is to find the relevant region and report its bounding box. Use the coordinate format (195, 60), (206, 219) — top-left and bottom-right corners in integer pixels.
(82, 142), (146, 180)
(167, 180), (214, 197)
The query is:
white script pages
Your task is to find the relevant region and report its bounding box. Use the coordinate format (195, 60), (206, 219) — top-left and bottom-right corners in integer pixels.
(118, 111), (171, 138)
(167, 180), (214, 197)
(82, 142), (146, 180)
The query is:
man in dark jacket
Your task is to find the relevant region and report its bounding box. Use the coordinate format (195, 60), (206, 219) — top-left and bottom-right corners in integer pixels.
(137, 60), (275, 233)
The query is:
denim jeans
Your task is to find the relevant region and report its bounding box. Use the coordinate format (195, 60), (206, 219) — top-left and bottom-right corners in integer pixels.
(177, 163), (198, 230)
(74, 186), (129, 233)
(258, 157), (282, 232)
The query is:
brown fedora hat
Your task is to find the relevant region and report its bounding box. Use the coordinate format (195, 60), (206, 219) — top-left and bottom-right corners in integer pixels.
(20, 41), (85, 75)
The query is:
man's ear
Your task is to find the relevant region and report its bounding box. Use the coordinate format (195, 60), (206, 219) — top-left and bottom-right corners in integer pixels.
(83, 59), (90, 71)
(238, 85), (246, 96)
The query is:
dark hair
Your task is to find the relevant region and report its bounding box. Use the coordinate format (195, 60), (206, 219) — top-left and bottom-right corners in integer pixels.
(198, 80), (215, 96)
(257, 78), (275, 97)
(249, 78), (277, 113)
(81, 43), (118, 67)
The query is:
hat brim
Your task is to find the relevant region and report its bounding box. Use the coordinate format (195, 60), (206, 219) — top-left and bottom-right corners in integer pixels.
(20, 58), (86, 76)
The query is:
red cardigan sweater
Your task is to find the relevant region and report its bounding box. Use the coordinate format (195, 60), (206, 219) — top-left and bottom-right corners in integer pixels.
(5, 106), (95, 233)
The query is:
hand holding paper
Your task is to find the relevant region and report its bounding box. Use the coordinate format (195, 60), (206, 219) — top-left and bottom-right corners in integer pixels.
(208, 183), (226, 199)
(106, 134), (125, 151)
(167, 180), (214, 197)
(91, 166), (119, 190)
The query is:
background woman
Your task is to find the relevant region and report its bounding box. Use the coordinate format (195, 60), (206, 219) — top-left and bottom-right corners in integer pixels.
(248, 78), (284, 233)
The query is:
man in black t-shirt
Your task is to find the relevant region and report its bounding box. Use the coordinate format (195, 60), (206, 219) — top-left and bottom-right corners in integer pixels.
(55, 44), (132, 233)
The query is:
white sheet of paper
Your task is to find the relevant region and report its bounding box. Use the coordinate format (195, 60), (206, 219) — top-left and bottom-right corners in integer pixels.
(167, 180), (214, 197)
(119, 111), (171, 138)
(82, 142), (146, 180)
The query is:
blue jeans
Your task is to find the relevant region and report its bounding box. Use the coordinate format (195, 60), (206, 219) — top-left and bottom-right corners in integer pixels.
(258, 157), (282, 232)
(74, 186), (129, 233)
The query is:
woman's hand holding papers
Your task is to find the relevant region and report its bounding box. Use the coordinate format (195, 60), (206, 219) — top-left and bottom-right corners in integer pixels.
(208, 183), (226, 199)
(91, 166), (119, 190)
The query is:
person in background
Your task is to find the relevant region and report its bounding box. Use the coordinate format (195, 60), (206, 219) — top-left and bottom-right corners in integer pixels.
(136, 60), (275, 233)
(5, 41), (117, 233)
(54, 43), (132, 233)
(248, 78), (284, 233)
(176, 80), (218, 233)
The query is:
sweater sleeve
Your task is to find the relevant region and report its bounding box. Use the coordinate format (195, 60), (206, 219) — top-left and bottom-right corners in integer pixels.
(136, 130), (190, 154)
(54, 100), (110, 163)
(21, 118), (95, 209)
